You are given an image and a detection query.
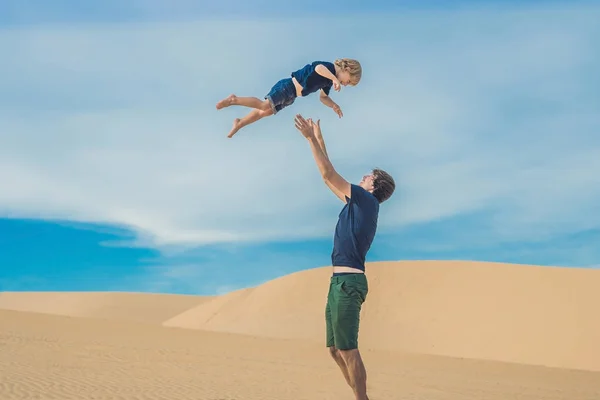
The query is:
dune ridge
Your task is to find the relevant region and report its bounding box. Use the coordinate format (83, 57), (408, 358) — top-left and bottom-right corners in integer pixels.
(0, 291), (209, 324)
(2, 260), (599, 372)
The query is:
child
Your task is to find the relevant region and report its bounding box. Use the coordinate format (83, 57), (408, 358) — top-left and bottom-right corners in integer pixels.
(216, 58), (362, 138)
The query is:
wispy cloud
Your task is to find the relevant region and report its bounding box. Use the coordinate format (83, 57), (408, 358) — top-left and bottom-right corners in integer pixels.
(1, 4), (599, 257)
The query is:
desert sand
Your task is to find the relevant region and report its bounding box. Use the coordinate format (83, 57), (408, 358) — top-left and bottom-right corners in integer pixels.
(1, 260), (600, 399)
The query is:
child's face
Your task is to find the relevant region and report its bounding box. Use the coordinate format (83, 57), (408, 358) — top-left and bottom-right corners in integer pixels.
(336, 70), (354, 86)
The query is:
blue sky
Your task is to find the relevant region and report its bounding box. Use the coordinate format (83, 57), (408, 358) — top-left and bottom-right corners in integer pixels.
(1, 1), (599, 295)
(0, 0), (577, 24)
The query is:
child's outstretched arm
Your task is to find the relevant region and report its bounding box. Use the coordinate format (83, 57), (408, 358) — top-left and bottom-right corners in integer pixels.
(319, 89), (343, 118)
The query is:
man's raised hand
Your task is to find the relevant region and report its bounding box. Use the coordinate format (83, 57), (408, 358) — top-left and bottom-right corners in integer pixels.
(294, 114), (315, 139)
(308, 118), (322, 136)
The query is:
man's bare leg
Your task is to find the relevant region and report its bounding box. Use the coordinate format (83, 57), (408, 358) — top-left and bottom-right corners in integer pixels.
(339, 348), (368, 400)
(329, 347), (354, 389)
(227, 108), (274, 138)
(216, 94), (271, 111)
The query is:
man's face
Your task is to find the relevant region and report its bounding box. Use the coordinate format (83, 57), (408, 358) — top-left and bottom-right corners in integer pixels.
(358, 172), (375, 192)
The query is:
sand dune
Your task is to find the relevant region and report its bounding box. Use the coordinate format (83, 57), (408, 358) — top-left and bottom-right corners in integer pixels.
(162, 267), (332, 339)
(2, 308), (600, 400)
(0, 291), (208, 324)
(163, 260), (600, 372)
(3, 261), (600, 374)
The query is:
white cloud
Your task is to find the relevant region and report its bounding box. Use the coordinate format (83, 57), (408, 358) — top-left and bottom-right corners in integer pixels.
(1, 4), (599, 251)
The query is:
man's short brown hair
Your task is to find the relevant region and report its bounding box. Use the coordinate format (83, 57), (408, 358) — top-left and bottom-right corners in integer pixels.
(372, 168), (395, 203)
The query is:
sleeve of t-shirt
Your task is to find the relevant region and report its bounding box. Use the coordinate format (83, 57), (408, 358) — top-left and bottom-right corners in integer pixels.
(347, 184), (369, 205)
(320, 61), (336, 96)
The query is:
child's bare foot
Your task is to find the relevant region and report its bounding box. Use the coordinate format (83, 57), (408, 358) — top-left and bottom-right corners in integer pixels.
(216, 94), (237, 110)
(227, 118), (242, 138)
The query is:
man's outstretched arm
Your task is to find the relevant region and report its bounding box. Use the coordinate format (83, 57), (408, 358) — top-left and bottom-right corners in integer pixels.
(308, 119), (347, 201)
(295, 115), (351, 202)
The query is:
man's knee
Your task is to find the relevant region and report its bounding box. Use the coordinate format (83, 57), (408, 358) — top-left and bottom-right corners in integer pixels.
(328, 346), (341, 359)
(328, 346), (337, 357)
(337, 347), (360, 363)
(330, 345), (359, 360)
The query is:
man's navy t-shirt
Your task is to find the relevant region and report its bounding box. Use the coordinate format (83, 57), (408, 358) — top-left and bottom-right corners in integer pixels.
(331, 184), (380, 272)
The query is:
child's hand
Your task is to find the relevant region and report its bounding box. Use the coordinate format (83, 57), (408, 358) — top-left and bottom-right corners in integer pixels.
(333, 104), (343, 118)
(332, 78), (341, 92)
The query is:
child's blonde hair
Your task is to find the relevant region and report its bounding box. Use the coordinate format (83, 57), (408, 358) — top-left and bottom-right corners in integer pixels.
(334, 58), (362, 85)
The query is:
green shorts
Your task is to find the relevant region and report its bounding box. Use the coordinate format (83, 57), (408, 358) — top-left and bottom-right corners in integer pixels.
(325, 273), (369, 350)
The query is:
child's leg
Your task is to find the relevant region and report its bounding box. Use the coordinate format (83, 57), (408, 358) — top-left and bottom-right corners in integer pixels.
(216, 94), (271, 111)
(223, 78), (296, 138)
(227, 108), (274, 138)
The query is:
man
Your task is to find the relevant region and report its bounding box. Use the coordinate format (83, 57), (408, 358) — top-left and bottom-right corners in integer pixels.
(293, 115), (396, 400)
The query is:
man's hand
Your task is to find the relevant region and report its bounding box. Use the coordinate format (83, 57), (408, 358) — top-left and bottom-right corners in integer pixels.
(294, 114), (315, 140)
(308, 118), (329, 159)
(307, 118), (323, 142)
(307, 118), (321, 135)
